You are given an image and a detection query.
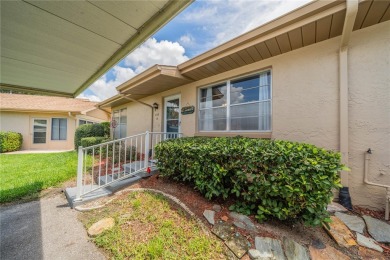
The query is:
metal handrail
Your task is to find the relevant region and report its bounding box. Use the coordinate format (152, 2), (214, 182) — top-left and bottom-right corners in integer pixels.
(75, 131), (182, 201)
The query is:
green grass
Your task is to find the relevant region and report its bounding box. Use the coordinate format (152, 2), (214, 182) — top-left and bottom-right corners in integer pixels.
(0, 151), (78, 203)
(80, 192), (226, 260)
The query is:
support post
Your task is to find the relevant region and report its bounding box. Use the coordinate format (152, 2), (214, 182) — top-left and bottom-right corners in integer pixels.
(144, 131), (150, 169)
(76, 146), (84, 200)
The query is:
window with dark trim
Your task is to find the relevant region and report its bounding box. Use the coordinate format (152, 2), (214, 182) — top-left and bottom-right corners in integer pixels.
(51, 118), (67, 140)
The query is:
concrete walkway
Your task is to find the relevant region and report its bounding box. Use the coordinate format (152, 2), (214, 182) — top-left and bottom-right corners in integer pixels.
(0, 194), (105, 260)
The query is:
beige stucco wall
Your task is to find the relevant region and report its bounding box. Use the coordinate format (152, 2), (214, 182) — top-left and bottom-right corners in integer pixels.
(111, 21), (389, 209)
(0, 111), (77, 150)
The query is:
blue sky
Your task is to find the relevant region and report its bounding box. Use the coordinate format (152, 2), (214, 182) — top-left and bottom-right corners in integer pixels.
(79, 0), (311, 101)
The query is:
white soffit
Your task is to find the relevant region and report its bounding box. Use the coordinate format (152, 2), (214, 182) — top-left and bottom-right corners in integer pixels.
(0, 0), (192, 97)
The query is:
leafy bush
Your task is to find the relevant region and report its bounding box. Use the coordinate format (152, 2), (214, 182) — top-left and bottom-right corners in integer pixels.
(155, 137), (344, 226)
(80, 137), (108, 148)
(0, 131), (23, 153)
(74, 123), (107, 148)
(100, 122), (110, 137)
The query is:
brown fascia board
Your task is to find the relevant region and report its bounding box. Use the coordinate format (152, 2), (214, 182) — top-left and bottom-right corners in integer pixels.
(178, 0), (346, 74)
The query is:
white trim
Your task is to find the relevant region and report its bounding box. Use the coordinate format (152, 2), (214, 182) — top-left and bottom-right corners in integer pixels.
(32, 118), (48, 144)
(164, 94), (181, 134)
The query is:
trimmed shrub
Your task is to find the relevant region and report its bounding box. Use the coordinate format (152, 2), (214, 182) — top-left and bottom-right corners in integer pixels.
(74, 123), (106, 148)
(0, 131), (23, 153)
(155, 137), (345, 226)
(100, 122), (110, 137)
(80, 137), (108, 148)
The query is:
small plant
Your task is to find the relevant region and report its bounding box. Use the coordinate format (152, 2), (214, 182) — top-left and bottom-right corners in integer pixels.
(155, 137), (345, 226)
(0, 131), (23, 153)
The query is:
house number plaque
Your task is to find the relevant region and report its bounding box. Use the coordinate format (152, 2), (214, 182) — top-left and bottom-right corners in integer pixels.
(181, 106), (195, 115)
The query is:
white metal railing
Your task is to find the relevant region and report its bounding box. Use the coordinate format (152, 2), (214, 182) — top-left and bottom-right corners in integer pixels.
(75, 131), (182, 200)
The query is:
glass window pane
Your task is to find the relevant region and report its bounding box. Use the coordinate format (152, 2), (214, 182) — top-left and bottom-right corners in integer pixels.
(166, 120), (179, 133)
(120, 124), (127, 138)
(79, 120), (86, 125)
(230, 75), (260, 104)
(259, 101), (271, 131)
(59, 119), (67, 140)
(120, 109), (127, 124)
(200, 84), (227, 109)
(33, 119), (47, 143)
(199, 107), (227, 131)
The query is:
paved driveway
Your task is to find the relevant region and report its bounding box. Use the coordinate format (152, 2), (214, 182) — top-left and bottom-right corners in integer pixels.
(0, 194), (105, 260)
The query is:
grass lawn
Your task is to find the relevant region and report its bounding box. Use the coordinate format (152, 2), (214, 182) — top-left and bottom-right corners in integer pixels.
(79, 192), (226, 259)
(0, 151), (78, 203)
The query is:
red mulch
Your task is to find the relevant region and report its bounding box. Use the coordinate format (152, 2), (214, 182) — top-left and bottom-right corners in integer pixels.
(127, 174), (389, 259)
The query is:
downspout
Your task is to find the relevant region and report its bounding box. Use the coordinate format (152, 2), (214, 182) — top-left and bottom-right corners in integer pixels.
(119, 93), (154, 132)
(338, 0), (358, 209)
(364, 149), (390, 220)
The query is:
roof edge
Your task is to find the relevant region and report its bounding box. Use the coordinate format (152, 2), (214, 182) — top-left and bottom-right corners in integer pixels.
(178, 0), (345, 72)
(0, 83), (73, 97)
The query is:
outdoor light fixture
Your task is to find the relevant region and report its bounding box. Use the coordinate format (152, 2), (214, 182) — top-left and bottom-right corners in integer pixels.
(152, 103), (159, 110)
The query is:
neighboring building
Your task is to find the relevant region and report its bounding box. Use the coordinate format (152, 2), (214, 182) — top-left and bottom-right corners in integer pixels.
(0, 93), (110, 150)
(98, 0), (390, 209)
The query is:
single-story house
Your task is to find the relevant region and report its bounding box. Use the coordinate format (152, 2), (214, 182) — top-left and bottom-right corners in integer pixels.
(98, 0), (389, 209)
(0, 93), (110, 150)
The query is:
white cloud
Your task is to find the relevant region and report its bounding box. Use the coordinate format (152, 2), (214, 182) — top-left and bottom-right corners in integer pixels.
(124, 38), (189, 73)
(180, 0), (312, 52)
(79, 38), (188, 101)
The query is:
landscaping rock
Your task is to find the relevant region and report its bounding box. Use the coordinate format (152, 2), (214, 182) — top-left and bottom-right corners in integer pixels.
(203, 209), (215, 225)
(311, 238), (326, 249)
(283, 237), (310, 260)
(327, 202), (348, 213)
(213, 204), (222, 212)
(225, 232), (249, 259)
(221, 215), (229, 222)
(309, 245), (350, 260)
(363, 215), (390, 243)
(356, 233), (383, 252)
(358, 247), (386, 260)
(87, 217), (115, 237)
(248, 249), (262, 259)
(255, 237), (286, 260)
(212, 221), (235, 241)
(229, 212), (257, 232)
(335, 212), (365, 234)
(324, 216), (356, 248)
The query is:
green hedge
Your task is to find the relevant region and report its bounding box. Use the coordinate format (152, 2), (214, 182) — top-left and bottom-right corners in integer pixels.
(0, 131), (23, 153)
(155, 137), (345, 226)
(80, 137), (108, 148)
(74, 122), (108, 148)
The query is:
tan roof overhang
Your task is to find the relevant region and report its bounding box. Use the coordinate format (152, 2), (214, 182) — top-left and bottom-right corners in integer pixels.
(117, 65), (193, 97)
(0, 0), (192, 97)
(178, 0), (390, 80)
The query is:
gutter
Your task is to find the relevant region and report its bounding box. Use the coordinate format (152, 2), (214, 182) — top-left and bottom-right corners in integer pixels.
(339, 0), (358, 188)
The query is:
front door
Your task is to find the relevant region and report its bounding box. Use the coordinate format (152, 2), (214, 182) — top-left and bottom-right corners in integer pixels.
(164, 95), (181, 137)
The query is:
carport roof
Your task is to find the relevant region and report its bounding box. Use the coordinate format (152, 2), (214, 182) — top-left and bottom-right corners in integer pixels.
(0, 0), (192, 97)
